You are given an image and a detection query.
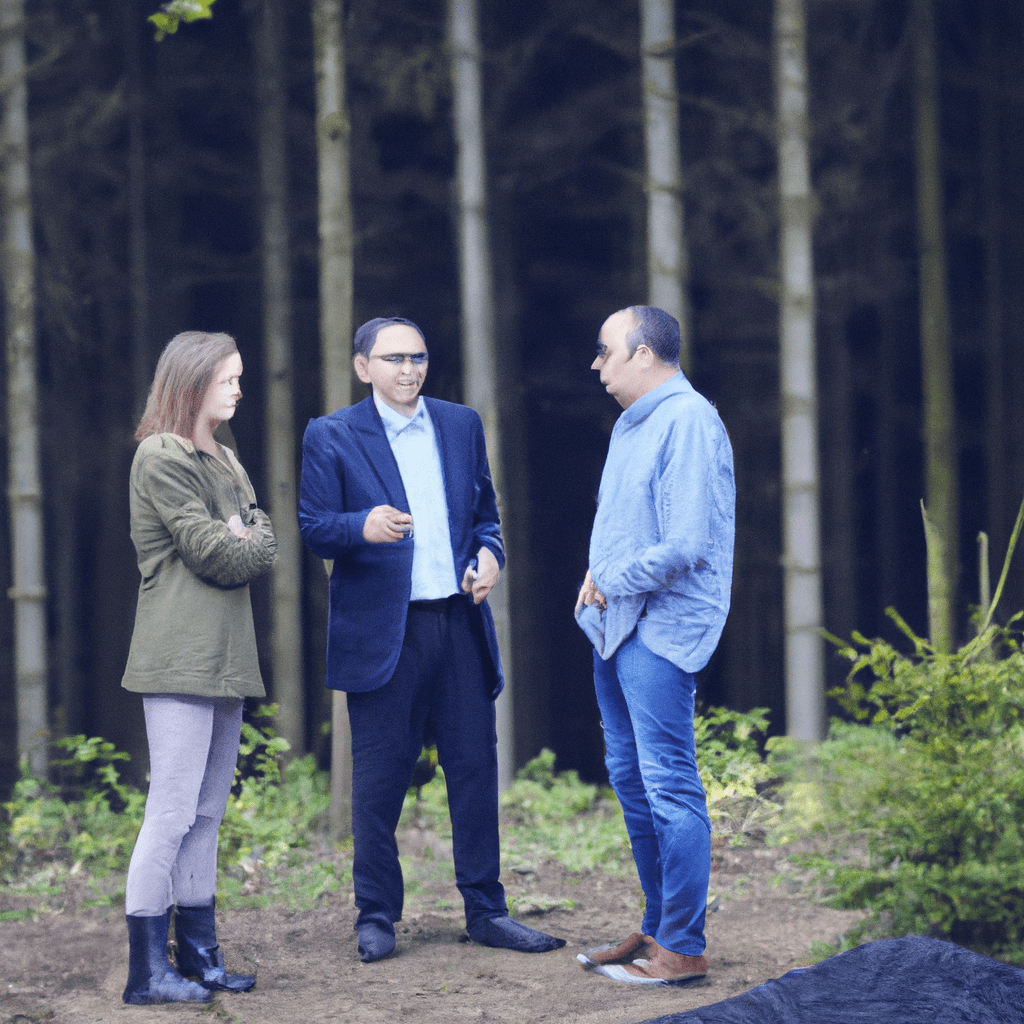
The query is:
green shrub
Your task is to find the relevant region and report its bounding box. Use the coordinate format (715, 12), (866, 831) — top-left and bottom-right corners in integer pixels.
(1, 736), (145, 881)
(0, 712), (334, 913)
(771, 615), (1024, 955)
(500, 749), (631, 874)
(496, 722), (778, 875)
(694, 705), (778, 843)
(220, 705), (330, 867)
(1, 705), (779, 917)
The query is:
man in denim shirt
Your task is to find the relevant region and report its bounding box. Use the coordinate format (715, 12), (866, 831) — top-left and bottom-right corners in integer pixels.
(575, 306), (735, 986)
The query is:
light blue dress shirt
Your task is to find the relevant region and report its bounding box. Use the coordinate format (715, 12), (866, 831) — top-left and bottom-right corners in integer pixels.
(374, 394), (459, 600)
(577, 372), (736, 673)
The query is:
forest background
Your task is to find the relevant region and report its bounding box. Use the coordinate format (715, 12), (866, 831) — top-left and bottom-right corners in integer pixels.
(2, 0), (1023, 796)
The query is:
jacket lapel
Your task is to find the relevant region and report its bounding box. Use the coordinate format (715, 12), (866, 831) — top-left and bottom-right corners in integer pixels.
(425, 399), (463, 524)
(348, 397), (409, 511)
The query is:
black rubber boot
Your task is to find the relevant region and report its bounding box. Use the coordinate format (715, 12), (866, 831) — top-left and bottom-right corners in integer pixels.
(174, 898), (256, 992)
(123, 910), (212, 1004)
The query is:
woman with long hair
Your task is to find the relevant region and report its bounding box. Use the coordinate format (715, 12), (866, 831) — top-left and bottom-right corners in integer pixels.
(120, 331), (276, 1004)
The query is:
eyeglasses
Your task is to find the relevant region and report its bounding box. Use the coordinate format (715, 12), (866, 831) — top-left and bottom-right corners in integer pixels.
(373, 353), (429, 366)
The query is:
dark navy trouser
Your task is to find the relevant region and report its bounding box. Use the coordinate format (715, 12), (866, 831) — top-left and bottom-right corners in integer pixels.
(347, 594), (508, 931)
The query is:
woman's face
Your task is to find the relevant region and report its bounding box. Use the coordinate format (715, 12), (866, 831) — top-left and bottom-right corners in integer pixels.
(197, 352), (243, 431)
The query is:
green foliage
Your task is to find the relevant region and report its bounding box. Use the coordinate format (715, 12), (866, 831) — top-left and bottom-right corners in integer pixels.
(694, 706), (779, 844)
(499, 750), (631, 875)
(1, 736), (146, 885)
(694, 705), (770, 776)
(0, 713), (334, 914)
(395, 748), (631, 874)
(771, 616), (1024, 955)
(493, 726), (778, 875)
(149, 0), (217, 42)
(502, 749), (601, 822)
(1, 706), (778, 920)
(216, 706), (334, 908)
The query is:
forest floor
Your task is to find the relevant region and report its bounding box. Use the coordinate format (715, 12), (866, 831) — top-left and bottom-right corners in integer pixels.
(0, 830), (865, 1024)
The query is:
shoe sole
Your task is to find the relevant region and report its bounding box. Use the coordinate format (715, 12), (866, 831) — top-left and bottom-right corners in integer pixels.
(580, 957), (708, 987)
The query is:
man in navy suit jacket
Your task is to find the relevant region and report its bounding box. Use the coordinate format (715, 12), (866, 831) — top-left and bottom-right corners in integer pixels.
(299, 317), (564, 963)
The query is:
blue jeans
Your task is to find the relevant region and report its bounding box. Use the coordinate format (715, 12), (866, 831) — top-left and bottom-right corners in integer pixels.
(593, 632), (711, 956)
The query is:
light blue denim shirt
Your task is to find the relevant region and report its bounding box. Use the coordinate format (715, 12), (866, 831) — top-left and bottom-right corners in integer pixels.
(374, 394), (459, 600)
(578, 372), (735, 673)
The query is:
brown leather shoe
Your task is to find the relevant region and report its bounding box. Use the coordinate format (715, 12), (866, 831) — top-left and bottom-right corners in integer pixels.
(583, 935), (708, 986)
(623, 938), (707, 984)
(577, 932), (651, 968)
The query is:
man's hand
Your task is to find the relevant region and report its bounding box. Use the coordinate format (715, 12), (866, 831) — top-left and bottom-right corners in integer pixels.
(462, 545), (500, 604)
(574, 569), (607, 618)
(363, 505), (414, 543)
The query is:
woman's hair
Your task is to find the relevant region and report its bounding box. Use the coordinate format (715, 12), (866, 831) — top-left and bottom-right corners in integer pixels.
(135, 331), (239, 442)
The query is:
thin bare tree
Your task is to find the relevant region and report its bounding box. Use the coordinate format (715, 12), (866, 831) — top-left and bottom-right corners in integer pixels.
(252, 0), (304, 752)
(912, 0), (957, 651)
(774, 0), (824, 739)
(448, 0), (513, 787)
(639, 0), (690, 370)
(980, 3), (1007, 567)
(124, 1), (152, 418)
(312, 0), (354, 837)
(2, 0), (48, 776)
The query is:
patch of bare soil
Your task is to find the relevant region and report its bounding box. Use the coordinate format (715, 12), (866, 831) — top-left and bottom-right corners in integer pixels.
(1, 838), (864, 1024)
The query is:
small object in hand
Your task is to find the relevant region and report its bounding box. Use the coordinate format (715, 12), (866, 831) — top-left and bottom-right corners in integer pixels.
(462, 566), (479, 592)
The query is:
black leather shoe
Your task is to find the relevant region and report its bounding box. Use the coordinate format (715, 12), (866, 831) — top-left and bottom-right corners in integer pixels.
(466, 915), (566, 953)
(357, 919), (397, 962)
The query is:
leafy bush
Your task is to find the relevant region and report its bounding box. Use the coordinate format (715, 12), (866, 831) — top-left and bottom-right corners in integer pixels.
(216, 706), (334, 907)
(501, 748), (601, 823)
(694, 705), (778, 843)
(493, 716), (779, 875)
(0, 710), (334, 914)
(1, 704), (778, 919)
(220, 705), (330, 865)
(771, 614), (1024, 956)
(1, 735), (146, 881)
(499, 749), (631, 874)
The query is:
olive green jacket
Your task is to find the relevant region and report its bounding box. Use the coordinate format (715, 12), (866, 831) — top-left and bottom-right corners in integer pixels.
(121, 433), (277, 698)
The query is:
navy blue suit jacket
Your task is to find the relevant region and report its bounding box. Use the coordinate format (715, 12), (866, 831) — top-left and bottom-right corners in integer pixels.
(298, 395), (505, 697)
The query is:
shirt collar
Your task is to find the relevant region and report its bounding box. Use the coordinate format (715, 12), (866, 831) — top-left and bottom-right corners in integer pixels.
(374, 392), (428, 441)
(621, 371), (690, 425)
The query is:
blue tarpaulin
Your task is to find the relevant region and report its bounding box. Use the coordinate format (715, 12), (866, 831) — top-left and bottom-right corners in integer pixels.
(640, 936), (1024, 1024)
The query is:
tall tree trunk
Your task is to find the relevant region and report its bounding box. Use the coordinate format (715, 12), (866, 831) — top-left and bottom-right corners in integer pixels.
(1, 0), (48, 776)
(448, 0), (513, 787)
(774, 0), (824, 740)
(639, 0), (690, 370)
(124, 1), (152, 420)
(980, 6), (1007, 565)
(912, 0), (957, 652)
(252, 0), (304, 753)
(312, 0), (354, 838)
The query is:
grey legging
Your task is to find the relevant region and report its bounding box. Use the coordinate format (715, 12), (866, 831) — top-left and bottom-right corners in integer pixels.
(125, 694), (243, 916)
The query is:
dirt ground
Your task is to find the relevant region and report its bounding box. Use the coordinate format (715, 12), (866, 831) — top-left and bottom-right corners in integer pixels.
(0, 833), (866, 1024)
